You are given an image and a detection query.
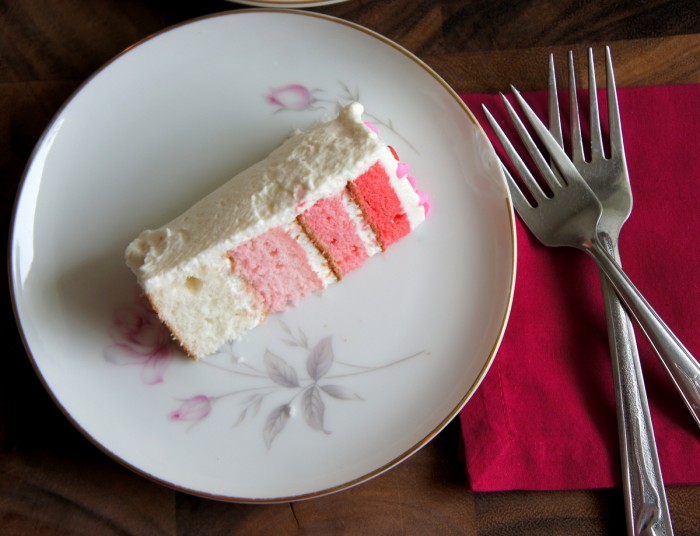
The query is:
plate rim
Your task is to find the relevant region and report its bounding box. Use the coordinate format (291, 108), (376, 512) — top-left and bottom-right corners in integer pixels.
(230, 1), (348, 6)
(8, 8), (517, 503)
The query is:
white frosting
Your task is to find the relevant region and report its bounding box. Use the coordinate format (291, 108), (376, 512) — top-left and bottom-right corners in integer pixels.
(376, 147), (426, 230)
(126, 103), (384, 281)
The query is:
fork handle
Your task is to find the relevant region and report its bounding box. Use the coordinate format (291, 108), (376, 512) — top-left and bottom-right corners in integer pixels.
(586, 238), (700, 430)
(596, 234), (673, 536)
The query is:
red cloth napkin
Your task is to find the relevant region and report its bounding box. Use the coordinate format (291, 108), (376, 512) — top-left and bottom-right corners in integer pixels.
(458, 85), (700, 491)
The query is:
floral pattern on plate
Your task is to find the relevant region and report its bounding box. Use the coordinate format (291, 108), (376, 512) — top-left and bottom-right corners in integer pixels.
(105, 295), (425, 449)
(104, 80), (428, 449)
(103, 292), (175, 385)
(264, 81), (418, 153)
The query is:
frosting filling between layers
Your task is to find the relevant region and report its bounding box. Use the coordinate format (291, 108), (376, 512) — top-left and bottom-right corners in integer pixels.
(340, 190), (382, 257)
(286, 220), (337, 287)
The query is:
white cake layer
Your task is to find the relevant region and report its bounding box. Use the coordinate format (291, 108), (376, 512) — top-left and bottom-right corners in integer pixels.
(143, 255), (266, 358)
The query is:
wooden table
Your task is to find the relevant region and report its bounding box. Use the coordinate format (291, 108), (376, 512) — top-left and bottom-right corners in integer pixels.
(2, 1), (699, 534)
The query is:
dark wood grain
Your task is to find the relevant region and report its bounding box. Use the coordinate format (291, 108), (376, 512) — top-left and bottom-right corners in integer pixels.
(425, 35), (700, 93)
(2, 1), (699, 534)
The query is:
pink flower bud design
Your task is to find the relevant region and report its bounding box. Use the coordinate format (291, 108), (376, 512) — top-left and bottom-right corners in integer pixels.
(265, 84), (318, 112)
(169, 395), (211, 422)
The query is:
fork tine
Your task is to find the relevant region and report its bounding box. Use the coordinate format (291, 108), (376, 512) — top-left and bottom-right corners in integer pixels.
(498, 161), (536, 216)
(605, 46), (626, 160)
(482, 103), (546, 209)
(501, 90), (564, 193)
(548, 53), (564, 147)
(588, 48), (605, 159)
(548, 53), (567, 187)
(568, 51), (585, 163)
(509, 86), (587, 187)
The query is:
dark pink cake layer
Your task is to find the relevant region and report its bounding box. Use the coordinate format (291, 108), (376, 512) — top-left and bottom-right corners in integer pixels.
(349, 161), (410, 249)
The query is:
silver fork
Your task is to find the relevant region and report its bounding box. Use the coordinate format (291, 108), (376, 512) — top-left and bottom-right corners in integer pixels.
(548, 47), (673, 536)
(549, 48), (700, 429)
(482, 81), (698, 536)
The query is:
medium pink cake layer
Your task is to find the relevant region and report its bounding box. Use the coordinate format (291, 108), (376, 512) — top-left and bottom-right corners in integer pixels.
(349, 161), (411, 249)
(299, 193), (369, 277)
(229, 226), (323, 313)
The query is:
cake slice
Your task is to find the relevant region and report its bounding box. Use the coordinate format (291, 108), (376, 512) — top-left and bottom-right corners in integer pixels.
(125, 103), (428, 359)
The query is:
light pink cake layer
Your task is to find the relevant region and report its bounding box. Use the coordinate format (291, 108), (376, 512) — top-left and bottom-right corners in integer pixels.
(228, 226), (323, 313)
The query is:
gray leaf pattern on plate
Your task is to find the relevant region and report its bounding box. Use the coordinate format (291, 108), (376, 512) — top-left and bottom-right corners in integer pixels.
(263, 404), (293, 450)
(264, 350), (300, 388)
(176, 320), (427, 450)
(307, 336), (333, 380)
(302, 385), (329, 434)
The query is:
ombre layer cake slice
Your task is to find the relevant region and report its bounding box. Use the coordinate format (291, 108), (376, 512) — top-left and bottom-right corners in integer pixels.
(126, 103), (428, 360)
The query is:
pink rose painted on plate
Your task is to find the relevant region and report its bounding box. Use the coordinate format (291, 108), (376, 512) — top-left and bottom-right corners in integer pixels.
(103, 293), (175, 384)
(265, 84), (323, 112)
(263, 80), (418, 154)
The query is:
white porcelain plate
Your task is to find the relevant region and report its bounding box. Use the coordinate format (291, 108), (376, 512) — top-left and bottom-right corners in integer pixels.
(10, 10), (515, 502)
